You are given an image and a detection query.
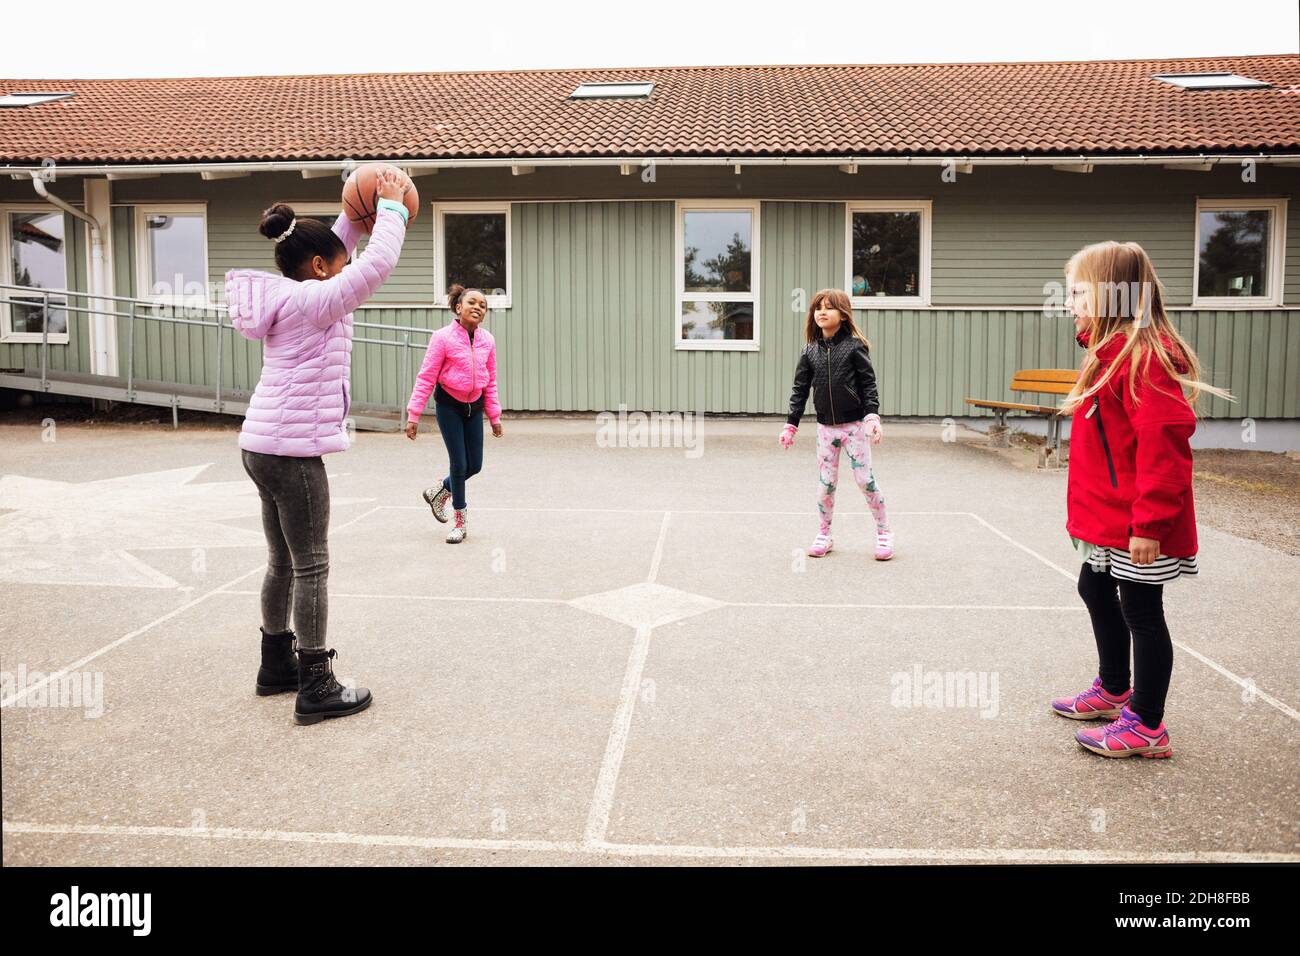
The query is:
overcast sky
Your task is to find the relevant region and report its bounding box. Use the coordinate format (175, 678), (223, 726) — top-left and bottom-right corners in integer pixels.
(5, 0), (1297, 78)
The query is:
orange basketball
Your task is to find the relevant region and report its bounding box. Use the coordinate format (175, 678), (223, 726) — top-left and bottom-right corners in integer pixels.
(341, 163), (419, 233)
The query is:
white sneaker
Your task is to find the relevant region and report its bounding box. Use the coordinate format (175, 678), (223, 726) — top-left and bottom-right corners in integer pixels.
(874, 530), (894, 561)
(807, 532), (833, 557)
(446, 509), (468, 544)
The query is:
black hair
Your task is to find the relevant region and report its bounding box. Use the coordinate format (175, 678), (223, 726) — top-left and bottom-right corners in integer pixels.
(447, 284), (486, 313)
(259, 203), (347, 278)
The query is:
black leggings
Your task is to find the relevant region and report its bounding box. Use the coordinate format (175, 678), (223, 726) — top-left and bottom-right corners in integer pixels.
(1077, 564), (1173, 728)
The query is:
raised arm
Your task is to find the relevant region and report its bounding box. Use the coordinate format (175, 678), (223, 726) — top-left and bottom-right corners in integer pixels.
(331, 210), (364, 259)
(295, 205), (405, 330)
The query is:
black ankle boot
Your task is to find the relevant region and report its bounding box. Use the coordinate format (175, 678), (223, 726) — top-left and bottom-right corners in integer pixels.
(256, 628), (299, 696)
(294, 649), (373, 725)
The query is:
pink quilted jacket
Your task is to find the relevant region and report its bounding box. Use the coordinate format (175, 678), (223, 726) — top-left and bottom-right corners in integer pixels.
(226, 208), (405, 457)
(406, 319), (502, 425)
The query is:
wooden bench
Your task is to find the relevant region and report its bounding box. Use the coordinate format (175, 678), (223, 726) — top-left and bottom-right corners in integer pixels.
(966, 369), (1077, 453)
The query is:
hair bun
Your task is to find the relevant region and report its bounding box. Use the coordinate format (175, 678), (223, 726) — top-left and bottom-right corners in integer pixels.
(259, 203), (297, 240)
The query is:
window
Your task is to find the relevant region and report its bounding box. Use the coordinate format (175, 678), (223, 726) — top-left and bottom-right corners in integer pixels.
(1193, 198), (1287, 307)
(0, 91), (75, 108)
(846, 200), (931, 308)
(134, 204), (208, 302)
(434, 203), (510, 308)
(570, 82), (653, 100)
(676, 201), (760, 351)
(1153, 73), (1270, 90)
(1, 206), (69, 343)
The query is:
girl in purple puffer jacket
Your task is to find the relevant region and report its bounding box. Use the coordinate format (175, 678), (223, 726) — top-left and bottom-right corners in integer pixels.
(225, 168), (407, 725)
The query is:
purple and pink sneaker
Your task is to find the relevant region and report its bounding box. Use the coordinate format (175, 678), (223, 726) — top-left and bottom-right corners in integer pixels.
(1051, 676), (1131, 720)
(1074, 706), (1172, 759)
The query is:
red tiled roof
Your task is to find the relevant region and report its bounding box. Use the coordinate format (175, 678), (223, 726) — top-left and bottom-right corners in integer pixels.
(1, 55), (1298, 164)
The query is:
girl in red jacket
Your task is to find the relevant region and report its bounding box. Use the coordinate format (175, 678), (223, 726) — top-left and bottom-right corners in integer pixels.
(1051, 241), (1228, 759)
(405, 285), (504, 543)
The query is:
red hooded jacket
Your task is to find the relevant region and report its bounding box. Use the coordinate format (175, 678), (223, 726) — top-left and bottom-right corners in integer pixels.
(1065, 331), (1198, 557)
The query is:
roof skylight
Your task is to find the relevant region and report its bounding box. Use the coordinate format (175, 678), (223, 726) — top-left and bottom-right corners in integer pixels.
(1152, 73), (1270, 90)
(0, 92), (76, 108)
(570, 82), (653, 100)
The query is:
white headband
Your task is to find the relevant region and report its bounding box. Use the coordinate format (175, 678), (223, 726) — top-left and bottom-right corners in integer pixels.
(274, 218), (296, 243)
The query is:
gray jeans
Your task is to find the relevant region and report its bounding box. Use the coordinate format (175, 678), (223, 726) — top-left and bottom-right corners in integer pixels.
(241, 450), (330, 651)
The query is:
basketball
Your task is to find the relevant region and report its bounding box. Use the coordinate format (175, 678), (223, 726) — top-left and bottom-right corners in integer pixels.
(341, 162), (419, 233)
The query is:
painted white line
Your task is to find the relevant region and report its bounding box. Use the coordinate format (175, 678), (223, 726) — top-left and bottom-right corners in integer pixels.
(585, 840), (1300, 864)
(584, 624), (654, 847)
(382, 505), (961, 517)
(0, 505), (385, 710)
(220, 590), (566, 605)
(965, 512), (1078, 582)
(969, 511), (1300, 724)
(647, 512), (671, 584)
(5, 822), (1296, 865)
(0, 563), (265, 709)
(1173, 641), (1300, 722)
(730, 602), (1087, 611)
(217, 590), (1081, 613)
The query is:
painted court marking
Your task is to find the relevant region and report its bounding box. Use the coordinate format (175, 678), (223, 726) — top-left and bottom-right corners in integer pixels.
(4, 502), (1297, 864)
(0, 505), (385, 710)
(3, 822), (1297, 865)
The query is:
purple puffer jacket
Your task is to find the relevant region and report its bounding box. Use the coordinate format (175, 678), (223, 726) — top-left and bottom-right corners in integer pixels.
(226, 207), (405, 457)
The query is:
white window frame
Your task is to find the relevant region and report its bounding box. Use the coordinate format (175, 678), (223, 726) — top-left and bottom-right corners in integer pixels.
(675, 199), (761, 352)
(1192, 197), (1287, 308)
(134, 203), (210, 304)
(433, 202), (512, 309)
(1, 202), (72, 344)
(845, 199), (932, 309)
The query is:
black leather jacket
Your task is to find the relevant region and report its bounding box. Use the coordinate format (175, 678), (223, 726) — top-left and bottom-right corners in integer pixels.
(786, 326), (880, 427)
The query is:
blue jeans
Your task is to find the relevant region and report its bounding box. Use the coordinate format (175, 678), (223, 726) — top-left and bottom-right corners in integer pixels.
(435, 400), (484, 510)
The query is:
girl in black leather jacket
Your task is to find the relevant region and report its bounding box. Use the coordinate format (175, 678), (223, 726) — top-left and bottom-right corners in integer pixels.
(780, 289), (894, 560)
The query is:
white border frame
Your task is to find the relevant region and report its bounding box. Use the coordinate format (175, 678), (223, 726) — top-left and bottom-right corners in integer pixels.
(433, 202), (512, 309)
(845, 199), (932, 309)
(674, 199), (761, 352)
(1, 202), (72, 344)
(133, 203), (209, 304)
(1192, 197), (1287, 308)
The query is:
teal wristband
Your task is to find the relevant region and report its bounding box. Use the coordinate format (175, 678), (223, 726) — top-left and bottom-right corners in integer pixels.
(376, 198), (409, 225)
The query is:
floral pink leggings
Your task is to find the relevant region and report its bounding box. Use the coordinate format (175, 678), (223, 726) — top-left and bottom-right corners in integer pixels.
(816, 420), (890, 535)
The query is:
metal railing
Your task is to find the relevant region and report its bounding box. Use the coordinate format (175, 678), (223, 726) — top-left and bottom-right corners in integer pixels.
(0, 282), (433, 425)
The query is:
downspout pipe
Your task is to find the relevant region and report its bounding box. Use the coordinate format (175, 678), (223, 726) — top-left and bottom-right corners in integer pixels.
(31, 173), (112, 375)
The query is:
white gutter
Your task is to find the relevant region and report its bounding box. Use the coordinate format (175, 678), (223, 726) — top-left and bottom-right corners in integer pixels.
(31, 174), (114, 375)
(4, 152), (1299, 178)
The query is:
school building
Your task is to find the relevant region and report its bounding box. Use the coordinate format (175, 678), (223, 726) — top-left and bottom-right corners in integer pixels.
(1, 54), (1298, 444)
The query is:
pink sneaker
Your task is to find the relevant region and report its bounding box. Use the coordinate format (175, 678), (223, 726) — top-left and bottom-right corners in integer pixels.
(1075, 706), (1172, 759)
(1052, 676), (1131, 720)
(874, 530), (894, 561)
(807, 532), (833, 557)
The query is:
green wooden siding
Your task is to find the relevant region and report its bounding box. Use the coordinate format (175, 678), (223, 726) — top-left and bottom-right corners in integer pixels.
(2, 167), (1298, 421)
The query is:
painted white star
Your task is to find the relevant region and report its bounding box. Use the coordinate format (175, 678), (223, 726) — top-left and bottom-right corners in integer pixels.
(0, 464), (369, 589)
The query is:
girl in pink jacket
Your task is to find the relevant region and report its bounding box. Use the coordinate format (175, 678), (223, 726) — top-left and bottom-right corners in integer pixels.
(226, 169), (407, 725)
(405, 285), (503, 543)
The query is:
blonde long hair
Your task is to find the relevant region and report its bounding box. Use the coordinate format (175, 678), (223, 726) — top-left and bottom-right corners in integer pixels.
(1060, 241), (1230, 415)
(804, 288), (871, 350)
